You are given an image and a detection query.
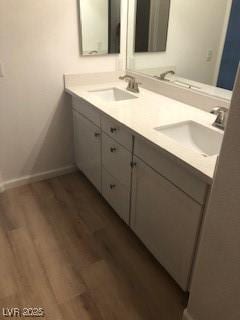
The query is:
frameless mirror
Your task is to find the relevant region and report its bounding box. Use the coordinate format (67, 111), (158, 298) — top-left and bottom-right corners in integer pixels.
(135, 0), (170, 53)
(79, 0), (121, 56)
(127, 0), (240, 100)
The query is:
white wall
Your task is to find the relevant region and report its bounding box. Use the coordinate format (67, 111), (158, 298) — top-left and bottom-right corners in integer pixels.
(183, 68), (240, 320)
(128, 0), (231, 85)
(81, 0), (108, 54)
(0, 0), (127, 187)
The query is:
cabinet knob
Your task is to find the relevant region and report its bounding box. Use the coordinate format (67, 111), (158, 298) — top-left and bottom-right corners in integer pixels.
(130, 161), (137, 168)
(110, 127), (117, 133)
(94, 132), (100, 137)
(110, 184), (116, 189)
(110, 147), (117, 153)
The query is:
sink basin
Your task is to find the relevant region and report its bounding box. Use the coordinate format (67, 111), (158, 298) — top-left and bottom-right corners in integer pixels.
(89, 87), (138, 102)
(155, 121), (223, 157)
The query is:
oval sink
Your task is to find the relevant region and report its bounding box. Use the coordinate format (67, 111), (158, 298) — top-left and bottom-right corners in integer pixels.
(155, 121), (224, 157)
(89, 87), (138, 102)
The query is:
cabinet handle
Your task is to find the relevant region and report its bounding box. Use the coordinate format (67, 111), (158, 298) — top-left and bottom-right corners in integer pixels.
(110, 184), (116, 189)
(94, 132), (101, 137)
(110, 147), (117, 153)
(110, 127), (117, 133)
(130, 161), (137, 168)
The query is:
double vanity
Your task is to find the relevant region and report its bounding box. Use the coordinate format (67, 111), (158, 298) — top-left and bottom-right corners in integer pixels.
(65, 73), (224, 291)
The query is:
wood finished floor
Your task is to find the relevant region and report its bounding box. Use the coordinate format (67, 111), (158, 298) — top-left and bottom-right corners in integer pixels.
(0, 172), (188, 320)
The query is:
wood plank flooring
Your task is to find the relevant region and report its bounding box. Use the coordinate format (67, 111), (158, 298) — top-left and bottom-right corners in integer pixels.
(0, 172), (188, 319)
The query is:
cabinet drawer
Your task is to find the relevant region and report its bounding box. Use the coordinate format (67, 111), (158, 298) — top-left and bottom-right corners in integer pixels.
(72, 96), (100, 127)
(134, 138), (207, 204)
(102, 168), (130, 224)
(102, 133), (132, 187)
(101, 116), (132, 151)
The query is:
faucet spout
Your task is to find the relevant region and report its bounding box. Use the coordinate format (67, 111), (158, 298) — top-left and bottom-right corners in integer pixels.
(154, 70), (175, 81)
(119, 75), (135, 81)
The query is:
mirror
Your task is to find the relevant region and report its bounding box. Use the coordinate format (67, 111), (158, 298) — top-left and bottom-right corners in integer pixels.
(127, 0), (239, 100)
(79, 0), (121, 56)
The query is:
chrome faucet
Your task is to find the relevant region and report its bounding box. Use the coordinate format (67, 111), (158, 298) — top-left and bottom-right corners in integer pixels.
(154, 70), (175, 81)
(119, 75), (141, 93)
(210, 107), (229, 130)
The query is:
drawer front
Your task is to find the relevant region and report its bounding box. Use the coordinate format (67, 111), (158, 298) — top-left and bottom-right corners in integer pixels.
(72, 96), (100, 127)
(102, 168), (130, 224)
(134, 138), (207, 204)
(101, 116), (132, 151)
(102, 133), (132, 187)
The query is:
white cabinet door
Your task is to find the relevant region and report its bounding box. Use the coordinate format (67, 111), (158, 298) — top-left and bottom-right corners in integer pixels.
(131, 156), (202, 290)
(73, 110), (101, 191)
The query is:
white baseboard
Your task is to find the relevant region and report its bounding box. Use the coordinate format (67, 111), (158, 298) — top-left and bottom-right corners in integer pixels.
(182, 309), (195, 320)
(0, 165), (77, 192)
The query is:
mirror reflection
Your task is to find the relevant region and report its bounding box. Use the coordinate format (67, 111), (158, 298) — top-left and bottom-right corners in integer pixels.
(80, 0), (121, 56)
(135, 0), (170, 53)
(127, 0), (240, 100)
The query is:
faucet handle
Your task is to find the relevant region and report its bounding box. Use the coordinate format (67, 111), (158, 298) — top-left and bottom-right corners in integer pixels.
(133, 81), (142, 93)
(135, 80), (142, 84)
(210, 107), (221, 115)
(220, 107), (229, 112)
(210, 106), (228, 115)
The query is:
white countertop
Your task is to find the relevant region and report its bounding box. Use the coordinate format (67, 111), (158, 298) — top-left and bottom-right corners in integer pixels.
(66, 81), (223, 184)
